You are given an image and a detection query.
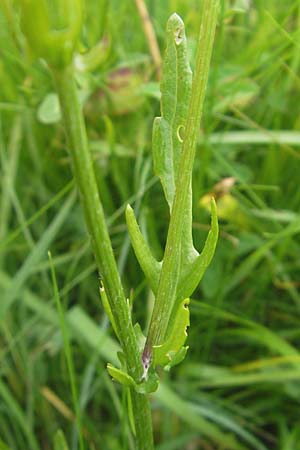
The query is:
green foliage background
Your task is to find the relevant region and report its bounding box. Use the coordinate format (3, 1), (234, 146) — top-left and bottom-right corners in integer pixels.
(1, 0), (300, 449)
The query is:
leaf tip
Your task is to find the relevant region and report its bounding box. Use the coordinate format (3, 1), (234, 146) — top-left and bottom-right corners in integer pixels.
(125, 203), (134, 219)
(168, 12), (184, 28)
(210, 196), (218, 230)
(167, 13), (185, 45)
(210, 195), (217, 209)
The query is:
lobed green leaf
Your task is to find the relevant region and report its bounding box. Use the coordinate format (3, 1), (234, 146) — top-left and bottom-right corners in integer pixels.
(178, 197), (219, 299)
(153, 298), (190, 368)
(153, 13), (192, 210)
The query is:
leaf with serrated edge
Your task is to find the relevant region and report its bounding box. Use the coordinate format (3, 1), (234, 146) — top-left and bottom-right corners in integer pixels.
(153, 298), (190, 367)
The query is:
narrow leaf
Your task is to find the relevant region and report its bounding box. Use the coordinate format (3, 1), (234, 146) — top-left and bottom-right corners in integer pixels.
(107, 363), (136, 387)
(126, 204), (161, 293)
(178, 198), (219, 299)
(153, 13), (192, 209)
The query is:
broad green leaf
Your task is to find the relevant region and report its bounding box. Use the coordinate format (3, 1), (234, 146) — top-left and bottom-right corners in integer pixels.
(126, 13), (218, 375)
(54, 430), (69, 450)
(153, 298), (190, 367)
(153, 13), (196, 266)
(127, 14), (218, 309)
(153, 13), (192, 209)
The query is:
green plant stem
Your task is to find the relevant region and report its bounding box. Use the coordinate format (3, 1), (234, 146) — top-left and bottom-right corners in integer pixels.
(53, 66), (153, 450)
(144, 0), (219, 358)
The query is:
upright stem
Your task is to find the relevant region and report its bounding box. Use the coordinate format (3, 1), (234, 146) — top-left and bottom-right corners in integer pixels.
(53, 66), (153, 450)
(144, 0), (219, 357)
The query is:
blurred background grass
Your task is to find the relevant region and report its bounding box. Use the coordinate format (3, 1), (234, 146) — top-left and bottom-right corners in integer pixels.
(1, 0), (300, 449)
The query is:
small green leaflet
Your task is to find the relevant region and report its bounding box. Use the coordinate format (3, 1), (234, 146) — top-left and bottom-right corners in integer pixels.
(153, 298), (190, 369)
(107, 363), (159, 393)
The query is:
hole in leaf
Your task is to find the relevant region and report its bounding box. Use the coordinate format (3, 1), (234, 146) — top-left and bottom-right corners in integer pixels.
(174, 27), (184, 45)
(177, 125), (185, 143)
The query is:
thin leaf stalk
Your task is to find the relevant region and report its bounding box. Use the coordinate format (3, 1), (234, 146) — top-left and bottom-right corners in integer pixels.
(144, 0), (220, 360)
